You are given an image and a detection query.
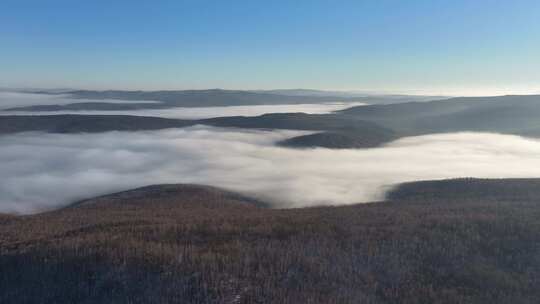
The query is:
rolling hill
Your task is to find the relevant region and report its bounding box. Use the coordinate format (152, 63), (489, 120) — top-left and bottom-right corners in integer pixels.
(2, 178), (540, 303)
(340, 94), (540, 136)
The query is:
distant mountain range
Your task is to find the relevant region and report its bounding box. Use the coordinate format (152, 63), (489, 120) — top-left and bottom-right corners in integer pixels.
(252, 88), (446, 100)
(340, 94), (540, 137)
(4, 89), (445, 111)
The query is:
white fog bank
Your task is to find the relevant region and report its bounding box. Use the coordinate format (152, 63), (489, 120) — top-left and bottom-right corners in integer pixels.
(1, 128), (540, 214)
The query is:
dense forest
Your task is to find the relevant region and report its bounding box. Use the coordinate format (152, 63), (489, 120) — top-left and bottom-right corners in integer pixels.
(2, 179), (540, 303)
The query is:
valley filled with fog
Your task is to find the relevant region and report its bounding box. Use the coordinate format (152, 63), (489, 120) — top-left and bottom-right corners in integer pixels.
(3, 91), (540, 214)
(3, 126), (540, 214)
(4, 3), (540, 302)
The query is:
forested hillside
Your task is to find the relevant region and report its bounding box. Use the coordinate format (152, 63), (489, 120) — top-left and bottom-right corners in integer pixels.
(2, 179), (540, 303)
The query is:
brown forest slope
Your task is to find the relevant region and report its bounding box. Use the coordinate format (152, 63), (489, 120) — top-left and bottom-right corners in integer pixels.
(1, 180), (540, 303)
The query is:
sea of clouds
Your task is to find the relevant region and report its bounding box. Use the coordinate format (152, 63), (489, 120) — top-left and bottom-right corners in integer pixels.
(2, 127), (540, 214)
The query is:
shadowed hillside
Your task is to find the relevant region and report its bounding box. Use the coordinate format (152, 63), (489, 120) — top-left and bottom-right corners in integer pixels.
(2, 179), (540, 303)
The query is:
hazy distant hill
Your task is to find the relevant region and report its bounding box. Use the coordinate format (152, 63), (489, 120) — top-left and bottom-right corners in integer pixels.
(4, 89), (442, 112)
(253, 89), (365, 97)
(64, 89), (361, 105)
(2, 178), (540, 303)
(5, 89), (364, 111)
(0, 115), (193, 134)
(253, 89), (445, 101)
(340, 94), (540, 136)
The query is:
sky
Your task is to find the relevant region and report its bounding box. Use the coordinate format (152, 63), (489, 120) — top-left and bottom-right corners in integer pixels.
(1, 0), (540, 95)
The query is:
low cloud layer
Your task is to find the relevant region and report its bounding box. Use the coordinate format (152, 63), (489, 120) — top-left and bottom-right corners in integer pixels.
(0, 101), (365, 119)
(2, 128), (540, 214)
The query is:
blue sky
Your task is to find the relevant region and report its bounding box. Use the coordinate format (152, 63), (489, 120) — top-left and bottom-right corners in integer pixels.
(1, 0), (539, 95)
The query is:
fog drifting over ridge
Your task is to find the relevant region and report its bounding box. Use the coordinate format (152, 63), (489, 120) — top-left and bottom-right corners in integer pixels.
(2, 127), (540, 214)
